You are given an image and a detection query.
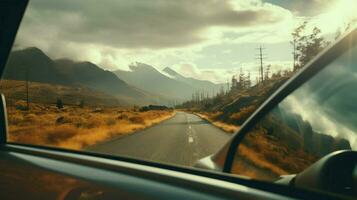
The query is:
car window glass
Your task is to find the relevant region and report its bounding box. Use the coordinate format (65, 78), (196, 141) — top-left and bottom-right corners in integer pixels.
(232, 44), (357, 181)
(0, 0), (355, 169)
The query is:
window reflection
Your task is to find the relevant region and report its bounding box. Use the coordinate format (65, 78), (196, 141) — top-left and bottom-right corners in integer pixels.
(233, 45), (357, 181)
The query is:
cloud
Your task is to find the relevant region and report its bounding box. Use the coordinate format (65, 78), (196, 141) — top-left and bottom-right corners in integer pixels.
(171, 63), (240, 84)
(263, 0), (338, 16)
(17, 0), (290, 50)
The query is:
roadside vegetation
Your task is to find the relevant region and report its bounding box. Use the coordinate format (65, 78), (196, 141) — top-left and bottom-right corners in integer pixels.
(193, 112), (239, 133)
(178, 22), (343, 179)
(7, 101), (175, 150)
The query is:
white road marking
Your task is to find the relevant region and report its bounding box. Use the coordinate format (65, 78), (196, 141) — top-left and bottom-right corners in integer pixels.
(188, 136), (194, 143)
(189, 125), (191, 129)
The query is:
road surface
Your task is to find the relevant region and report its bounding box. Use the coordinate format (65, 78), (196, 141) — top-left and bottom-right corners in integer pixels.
(90, 112), (232, 166)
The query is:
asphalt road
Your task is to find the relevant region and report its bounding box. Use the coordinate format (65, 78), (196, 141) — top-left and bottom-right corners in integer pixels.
(90, 111), (232, 166)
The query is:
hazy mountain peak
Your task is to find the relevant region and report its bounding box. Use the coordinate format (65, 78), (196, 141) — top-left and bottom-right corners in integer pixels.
(22, 46), (43, 53)
(163, 67), (180, 77)
(16, 47), (51, 61)
(129, 62), (159, 73)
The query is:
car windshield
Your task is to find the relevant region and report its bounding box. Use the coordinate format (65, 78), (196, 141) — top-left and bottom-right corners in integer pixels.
(1, 0), (356, 169)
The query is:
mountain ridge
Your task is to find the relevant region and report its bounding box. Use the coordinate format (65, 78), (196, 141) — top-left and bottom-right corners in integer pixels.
(113, 64), (223, 102)
(3, 47), (162, 105)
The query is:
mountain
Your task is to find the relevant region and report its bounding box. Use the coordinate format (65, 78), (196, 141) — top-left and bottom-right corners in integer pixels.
(3, 47), (160, 105)
(113, 64), (223, 102)
(3, 47), (71, 85)
(113, 63), (195, 101)
(163, 67), (223, 93)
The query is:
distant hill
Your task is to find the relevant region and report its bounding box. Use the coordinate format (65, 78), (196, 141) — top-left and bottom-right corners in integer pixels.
(113, 63), (223, 102)
(113, 63), (194, 101)
(2, 47), (162, 105)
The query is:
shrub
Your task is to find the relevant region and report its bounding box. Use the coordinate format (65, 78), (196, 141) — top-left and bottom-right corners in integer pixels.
(129, 116), (144, 124)
(106, 118), (116, 126)
(8, 114), (23, 125)
(14, 100), (28, 111)
(56, 116), (69, 124)
(24, 113), (37, 123)
(117, 114), (128, 120)
(56, 98), (63, 109)
(45, 125), (77, 144)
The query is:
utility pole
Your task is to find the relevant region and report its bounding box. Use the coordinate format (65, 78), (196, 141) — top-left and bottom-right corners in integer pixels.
(256, 45), (267, 83)
(24, 68), (30, 110)
(292, 40), (296, 71)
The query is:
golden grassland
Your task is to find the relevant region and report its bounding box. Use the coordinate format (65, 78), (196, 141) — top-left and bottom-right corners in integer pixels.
(7, 101), (175, 150)
(0, 79), (121, 106)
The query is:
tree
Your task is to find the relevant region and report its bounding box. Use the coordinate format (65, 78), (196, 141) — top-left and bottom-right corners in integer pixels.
(238, 68), (245, 89)
(292, 22), (329, 70)
(264, 65), (271, 81)
(231, 75), (238, 90)
(291, 21), (307, 71)
(335, 18), (357, 40)
(245, 72), (251, 88)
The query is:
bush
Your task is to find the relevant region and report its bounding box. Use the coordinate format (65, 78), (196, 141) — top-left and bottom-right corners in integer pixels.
(117, 114), (128, 120)
(14, 100), (28, 111)
(56, 116), (70, 124)
(56, 98), (63, 109)
(129, 116), (144, 124)
(45, 125), (77, 144)
(106, 118), (116, 126)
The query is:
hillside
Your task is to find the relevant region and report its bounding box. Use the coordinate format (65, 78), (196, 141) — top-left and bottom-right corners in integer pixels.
(3, 47), (162, 105)
(180, 76), (289, 121)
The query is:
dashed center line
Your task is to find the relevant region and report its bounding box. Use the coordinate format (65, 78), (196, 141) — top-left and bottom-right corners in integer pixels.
(187, 116), (194, 144)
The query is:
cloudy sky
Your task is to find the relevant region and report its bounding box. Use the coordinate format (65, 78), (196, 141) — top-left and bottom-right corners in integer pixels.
(14, 0), (357, 83)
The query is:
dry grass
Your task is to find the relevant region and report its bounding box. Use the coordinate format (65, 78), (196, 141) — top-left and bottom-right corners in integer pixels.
(195, 112), (239, 133)
(232, 129), (318, 180)
(193, 110), (316, 180)
(229, 105), (256, 122)
(7, 101), (175, 150)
